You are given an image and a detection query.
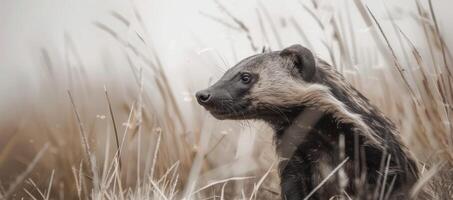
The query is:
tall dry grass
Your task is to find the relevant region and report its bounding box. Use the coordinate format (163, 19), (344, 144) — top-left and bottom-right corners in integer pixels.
(0, 0), (452, 199)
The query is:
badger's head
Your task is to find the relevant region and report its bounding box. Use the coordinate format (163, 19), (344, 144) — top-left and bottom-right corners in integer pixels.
(195, 44), (317, 120)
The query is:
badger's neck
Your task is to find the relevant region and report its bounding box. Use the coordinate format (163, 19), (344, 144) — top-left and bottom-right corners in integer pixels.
(264, 59), (400, 157)
(263, 107), (354, 160)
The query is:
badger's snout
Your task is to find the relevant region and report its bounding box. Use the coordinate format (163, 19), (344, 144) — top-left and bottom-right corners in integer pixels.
(195, 87), (236, 119)
(195, 69), (257, 119)
(195, 90), (212, 105)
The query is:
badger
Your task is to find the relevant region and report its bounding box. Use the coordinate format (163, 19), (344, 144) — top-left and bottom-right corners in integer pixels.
(195, 44), (419, 200)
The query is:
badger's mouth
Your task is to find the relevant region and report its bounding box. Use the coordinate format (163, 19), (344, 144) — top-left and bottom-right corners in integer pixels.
(208, 107), (250, 120)
(209, 109), (238, 119)
(198, 99), (254, 120)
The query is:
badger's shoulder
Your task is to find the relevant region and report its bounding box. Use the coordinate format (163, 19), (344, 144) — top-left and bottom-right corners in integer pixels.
(314, 59), (399, 136)
(314, 58), (419, 175)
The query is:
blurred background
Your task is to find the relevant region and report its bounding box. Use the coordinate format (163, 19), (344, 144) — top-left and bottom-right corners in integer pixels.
(1, 0), (452, 199)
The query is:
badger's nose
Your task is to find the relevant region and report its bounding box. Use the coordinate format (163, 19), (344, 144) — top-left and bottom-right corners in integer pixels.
(196, 90), (212, 105)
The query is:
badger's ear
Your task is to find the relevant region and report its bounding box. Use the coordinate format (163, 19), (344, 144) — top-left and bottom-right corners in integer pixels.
(280, 44), (316, 81)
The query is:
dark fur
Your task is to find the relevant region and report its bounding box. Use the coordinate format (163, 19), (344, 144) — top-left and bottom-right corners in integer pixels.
(196, 45), (419, 199)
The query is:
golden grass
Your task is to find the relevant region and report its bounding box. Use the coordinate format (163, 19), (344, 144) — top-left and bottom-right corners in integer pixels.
(0, 0), (452, 199)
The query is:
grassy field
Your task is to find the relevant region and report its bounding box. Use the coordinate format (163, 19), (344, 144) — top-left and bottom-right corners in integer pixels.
(0, 0), (452, 199)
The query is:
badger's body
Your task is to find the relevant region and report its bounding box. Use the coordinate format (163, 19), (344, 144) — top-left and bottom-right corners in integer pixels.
(196, 45), (419, 199)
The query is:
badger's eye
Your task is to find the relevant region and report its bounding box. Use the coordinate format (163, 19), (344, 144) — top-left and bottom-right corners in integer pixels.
(240, 73), (252, 84)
